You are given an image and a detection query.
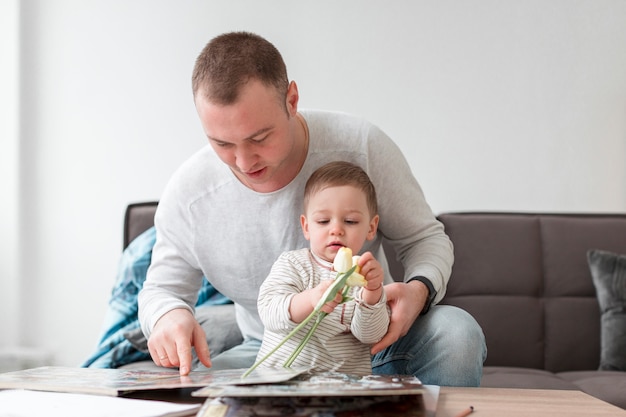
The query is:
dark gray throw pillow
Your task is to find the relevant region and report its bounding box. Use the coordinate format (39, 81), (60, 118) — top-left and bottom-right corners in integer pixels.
(587, 249), (626, 371)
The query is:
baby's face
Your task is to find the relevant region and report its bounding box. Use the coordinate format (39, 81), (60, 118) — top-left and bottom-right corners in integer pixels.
(301, 185), (377, 263)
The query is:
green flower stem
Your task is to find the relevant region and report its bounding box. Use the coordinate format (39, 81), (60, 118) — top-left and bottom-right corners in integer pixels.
(242, 310), (317, 378)
(285, 284), (353, 368)
(242, 265), (357, 379)
(283, 312), (327, 368)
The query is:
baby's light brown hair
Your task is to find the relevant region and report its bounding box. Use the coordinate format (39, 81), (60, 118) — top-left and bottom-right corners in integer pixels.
(303, 161), (378, 218)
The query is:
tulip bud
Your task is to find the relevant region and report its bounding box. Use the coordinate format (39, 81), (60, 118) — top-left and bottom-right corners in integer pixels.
(352, 255), (361, 273)
(345, 270), (367, 287)
(333, 249), (366, 287)
(333, 247), (353, 273)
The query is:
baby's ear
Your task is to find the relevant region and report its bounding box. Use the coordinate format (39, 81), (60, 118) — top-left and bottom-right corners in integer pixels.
(367, 214), (380, 240)
(300, 214), (311, 240)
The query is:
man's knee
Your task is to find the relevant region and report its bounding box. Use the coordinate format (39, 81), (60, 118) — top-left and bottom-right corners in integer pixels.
(428, 305), (487, 359)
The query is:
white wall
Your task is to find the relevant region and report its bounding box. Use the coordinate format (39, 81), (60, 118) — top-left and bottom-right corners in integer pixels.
(2, 0), (625, 367)
(0, 0), (21, 354)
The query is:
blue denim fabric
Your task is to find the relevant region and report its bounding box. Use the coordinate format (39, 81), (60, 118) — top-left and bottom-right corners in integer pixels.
(371, 305), (487, 387)
(82, 226), (231, 368)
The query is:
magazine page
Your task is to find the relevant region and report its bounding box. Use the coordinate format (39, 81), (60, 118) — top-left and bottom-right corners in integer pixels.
(0, 366), (308, 397)
(193, 372), (424, 398)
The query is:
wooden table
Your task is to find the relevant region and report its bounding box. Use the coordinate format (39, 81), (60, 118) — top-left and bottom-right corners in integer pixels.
(435, 387), (626, 417)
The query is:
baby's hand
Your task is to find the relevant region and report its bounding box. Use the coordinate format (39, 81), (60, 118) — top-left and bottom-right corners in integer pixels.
(357, 252), (384, 303)
(315, 280), (343, 314)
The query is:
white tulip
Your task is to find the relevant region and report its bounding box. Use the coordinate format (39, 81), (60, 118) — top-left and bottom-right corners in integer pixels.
(333, 247), (354, 273)
(333, 248), (366, 287)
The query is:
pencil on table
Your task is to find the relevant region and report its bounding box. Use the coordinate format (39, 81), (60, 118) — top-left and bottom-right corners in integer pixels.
(454, 405), (474, 417)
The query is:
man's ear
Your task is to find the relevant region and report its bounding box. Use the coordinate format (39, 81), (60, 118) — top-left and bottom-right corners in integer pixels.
(286, 81), (299, 117)
(300, 214), (310, 240)
(367, 214), (380, 240)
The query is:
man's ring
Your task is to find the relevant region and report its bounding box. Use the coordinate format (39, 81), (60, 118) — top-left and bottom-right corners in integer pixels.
(159, 355), (167, 360)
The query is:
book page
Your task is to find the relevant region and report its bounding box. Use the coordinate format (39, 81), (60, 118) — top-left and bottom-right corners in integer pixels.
(0, 366), (308, 396)
(0, 390), (200, 417)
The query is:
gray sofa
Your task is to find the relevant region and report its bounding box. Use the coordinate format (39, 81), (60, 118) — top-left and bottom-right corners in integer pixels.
(124, 204), (626, 408)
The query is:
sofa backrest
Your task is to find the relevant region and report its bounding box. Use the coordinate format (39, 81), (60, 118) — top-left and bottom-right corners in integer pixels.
(438, 212), (626, 372)
(123, 202), (159, 249)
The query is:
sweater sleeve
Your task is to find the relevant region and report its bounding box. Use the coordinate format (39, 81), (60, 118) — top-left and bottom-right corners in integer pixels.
(137, 168), (205, 339)
(365, 123), (454, 304)
(257, 252), (308, 332)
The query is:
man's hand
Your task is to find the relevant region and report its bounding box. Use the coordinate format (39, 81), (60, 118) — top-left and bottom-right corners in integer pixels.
(370, 280), (429, 354)
(147, 308), (211, 376)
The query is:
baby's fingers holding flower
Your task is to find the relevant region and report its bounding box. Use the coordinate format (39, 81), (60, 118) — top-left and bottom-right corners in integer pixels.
(316, 280), (343, 313)
(358, 252), (384, 292)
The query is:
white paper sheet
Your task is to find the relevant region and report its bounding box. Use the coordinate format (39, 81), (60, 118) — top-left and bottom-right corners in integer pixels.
(0, 390), (200, 417)
(423, 384), (441, 417)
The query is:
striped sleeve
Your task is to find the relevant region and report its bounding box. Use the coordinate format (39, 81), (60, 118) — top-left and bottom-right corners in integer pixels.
(351, 289), (390, 345)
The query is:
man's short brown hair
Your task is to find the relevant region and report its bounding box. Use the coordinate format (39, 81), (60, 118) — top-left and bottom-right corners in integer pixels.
(192, 32), (289, 107)
(304, 161), (378, 218)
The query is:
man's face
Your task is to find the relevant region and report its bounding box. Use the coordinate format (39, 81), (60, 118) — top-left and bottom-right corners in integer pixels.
(301, 185), (379, 263)
(195, 79), (301, 193)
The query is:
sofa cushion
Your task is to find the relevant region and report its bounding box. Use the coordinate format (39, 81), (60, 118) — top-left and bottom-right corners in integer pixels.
(480, 366), (578, 390)
(558, 370), (626, 409)
(587, 249), (626, 372)
(538, 215), (626, 372)
(438, 214), (545, 369)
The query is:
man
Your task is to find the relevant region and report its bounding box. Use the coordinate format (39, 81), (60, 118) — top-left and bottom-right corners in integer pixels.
(138, 31), (486, 385)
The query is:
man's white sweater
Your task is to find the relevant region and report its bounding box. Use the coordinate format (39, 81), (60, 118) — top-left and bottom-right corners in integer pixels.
(138, 110), (453, 342)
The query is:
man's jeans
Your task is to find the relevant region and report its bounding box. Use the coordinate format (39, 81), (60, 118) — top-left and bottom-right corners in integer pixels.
(203, 305), (487, 387)
(371, 305), (487, 386)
